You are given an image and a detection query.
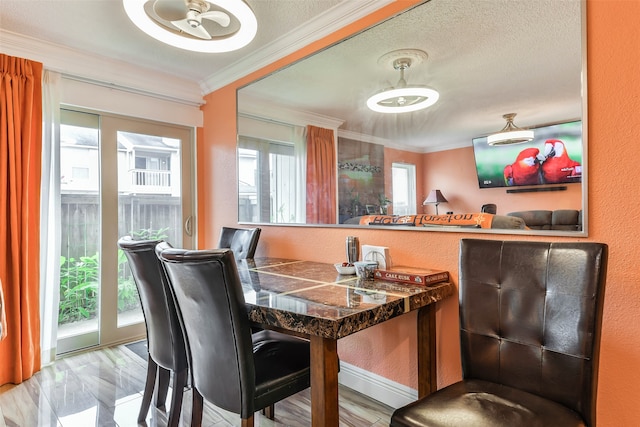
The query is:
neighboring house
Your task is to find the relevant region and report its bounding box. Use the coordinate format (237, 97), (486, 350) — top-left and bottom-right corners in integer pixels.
(61, 127), (180, 197)
(60, 125), (182, 258)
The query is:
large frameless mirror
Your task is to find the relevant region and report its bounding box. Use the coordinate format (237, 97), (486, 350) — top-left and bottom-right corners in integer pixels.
(237, 0), (587, 236)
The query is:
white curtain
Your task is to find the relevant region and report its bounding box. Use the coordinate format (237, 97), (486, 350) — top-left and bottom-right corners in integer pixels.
(40, 70), (61, 365)
(293, 125), (306, 223)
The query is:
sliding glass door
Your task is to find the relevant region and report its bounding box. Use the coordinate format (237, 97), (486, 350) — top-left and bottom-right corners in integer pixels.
(56, 109), (194, 354)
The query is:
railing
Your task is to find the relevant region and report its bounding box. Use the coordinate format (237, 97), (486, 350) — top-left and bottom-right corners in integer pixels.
(130, 169), (171, 193)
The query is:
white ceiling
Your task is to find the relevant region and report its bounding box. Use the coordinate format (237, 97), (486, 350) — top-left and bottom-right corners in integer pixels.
(0, 0), (384, 100)
(239, 0), (584, 151)
(0, 0), (584, 152)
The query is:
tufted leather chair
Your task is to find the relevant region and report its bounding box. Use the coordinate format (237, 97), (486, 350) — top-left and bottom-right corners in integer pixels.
(158, 247), (311, 427)
(218, 226), (261, 259)
(391, 239), (608, 427)
(117, 237), (188, 427)
(480, 203), (497, 214)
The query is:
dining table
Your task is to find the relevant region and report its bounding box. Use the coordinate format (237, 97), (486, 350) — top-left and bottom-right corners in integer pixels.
(235, 258), (456, 427)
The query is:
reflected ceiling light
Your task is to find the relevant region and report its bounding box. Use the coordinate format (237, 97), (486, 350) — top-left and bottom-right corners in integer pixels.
(123, 0), (257, 53)
(487, 113), (534, 145)
(367, 49), (439, 114)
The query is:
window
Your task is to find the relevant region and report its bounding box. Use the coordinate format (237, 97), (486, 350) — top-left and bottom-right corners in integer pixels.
(238, 136), (301, 223)
(71, 167), (90, 180)
(392, 163), (417, 216)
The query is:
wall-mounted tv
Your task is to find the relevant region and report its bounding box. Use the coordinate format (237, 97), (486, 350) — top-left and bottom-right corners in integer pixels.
(472, 120), (582, 189)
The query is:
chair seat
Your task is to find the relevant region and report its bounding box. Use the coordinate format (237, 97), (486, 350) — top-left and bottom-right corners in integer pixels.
(391, 379), (586, 427)
(252, 330), (311, 410)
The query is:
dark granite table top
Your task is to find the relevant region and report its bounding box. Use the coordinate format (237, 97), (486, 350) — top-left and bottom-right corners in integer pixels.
(237, 258), (456, 340)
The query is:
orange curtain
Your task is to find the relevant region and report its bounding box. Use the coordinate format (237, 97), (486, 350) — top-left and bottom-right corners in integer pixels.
(306, 125), (337, 224)
(0, 54), (43, 385)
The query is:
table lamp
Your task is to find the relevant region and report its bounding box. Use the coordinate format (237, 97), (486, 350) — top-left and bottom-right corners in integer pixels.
(423, 189), (448, 215)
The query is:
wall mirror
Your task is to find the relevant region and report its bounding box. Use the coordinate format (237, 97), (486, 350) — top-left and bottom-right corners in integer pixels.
(237, 0), (586, 235)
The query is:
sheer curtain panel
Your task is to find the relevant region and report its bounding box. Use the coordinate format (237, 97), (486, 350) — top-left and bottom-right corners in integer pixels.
(39, 70), (61, 365)
(0, 54), (43, 385)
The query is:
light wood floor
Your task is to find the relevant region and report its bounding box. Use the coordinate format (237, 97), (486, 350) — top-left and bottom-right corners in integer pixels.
(0, 343), (394, 426)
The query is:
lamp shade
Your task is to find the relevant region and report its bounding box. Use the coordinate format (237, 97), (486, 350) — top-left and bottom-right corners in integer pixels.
(423, 189), (448, 205)
(423, 190), (447, 215)
(487, 113), (534, 145)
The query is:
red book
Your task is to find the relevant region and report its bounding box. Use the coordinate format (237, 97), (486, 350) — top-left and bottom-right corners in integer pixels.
(374, 266), (449, 286)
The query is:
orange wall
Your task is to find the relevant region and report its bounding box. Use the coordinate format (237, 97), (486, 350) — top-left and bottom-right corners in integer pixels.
(423, 146), (582, 215)
(199, 1), (640, 425)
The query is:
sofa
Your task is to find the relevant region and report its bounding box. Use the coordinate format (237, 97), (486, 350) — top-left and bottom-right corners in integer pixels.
(506, 209), (582, 231)
(343, 213), (527, 230)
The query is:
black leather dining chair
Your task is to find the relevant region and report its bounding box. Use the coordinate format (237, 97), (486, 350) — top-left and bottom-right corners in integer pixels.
(158, 247), (311, 427)
(218, 226), (261, 259)
(391, 239), (608, 427)
(480, 203), (497, 214)
(117, 237), (188, 427)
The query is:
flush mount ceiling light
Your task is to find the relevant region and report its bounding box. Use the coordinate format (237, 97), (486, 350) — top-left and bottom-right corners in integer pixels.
(123, 0), (257, 53)
(367, 49), (439, 114)
(487, 113), (534, 145)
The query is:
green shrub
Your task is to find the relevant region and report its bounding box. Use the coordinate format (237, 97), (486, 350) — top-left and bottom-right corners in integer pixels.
(58, 227), (170, 324)
(58, 253), (99, 323)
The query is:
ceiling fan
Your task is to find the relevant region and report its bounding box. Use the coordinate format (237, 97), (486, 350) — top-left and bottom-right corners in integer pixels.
(367, 49), (439, 114)
(154, 0), (231, 40)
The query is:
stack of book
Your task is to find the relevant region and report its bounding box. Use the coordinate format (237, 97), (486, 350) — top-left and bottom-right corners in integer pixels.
(373, 265), (449, 286)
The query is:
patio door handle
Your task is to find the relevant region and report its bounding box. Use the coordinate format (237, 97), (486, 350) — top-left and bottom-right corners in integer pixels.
(185, 215), (193, 236)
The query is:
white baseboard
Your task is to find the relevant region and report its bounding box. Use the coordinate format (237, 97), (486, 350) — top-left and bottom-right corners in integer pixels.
(338, 361), (418, 409)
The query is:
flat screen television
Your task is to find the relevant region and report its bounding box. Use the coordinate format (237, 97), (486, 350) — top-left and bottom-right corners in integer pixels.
(472, 120), (582, 189)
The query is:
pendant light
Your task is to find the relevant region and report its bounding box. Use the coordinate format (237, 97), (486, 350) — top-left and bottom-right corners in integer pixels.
(487, 113), (534, 145)
(367, 49), (439, 114)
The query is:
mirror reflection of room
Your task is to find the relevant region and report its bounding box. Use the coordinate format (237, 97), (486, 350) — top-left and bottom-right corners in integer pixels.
(237, 0), (585, 234)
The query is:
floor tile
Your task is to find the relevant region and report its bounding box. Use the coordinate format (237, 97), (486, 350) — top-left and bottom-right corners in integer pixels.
(0, 344), (394, 427)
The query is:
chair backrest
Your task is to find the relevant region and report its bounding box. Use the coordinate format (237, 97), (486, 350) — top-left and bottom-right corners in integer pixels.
(117, 237), (187, 372)
(217, 227), (261, 259)
(480, 203), (497, 214)
(158, 248), (257, 417)
(458, 239), (608, 427)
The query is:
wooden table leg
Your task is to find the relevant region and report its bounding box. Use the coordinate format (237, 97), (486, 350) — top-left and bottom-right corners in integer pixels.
(417, 304), (437, 398)
(310, 335), (339, 427)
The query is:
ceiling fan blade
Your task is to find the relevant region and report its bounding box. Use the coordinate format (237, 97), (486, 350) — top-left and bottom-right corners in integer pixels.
(153, 0), (187, 21)
(171, 18), (212, 40)
(404, 97), (423, 106)
(200, 10), (231, 27)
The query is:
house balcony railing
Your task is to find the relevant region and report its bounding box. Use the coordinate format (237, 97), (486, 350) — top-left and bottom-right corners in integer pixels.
(129, 169), (171, 194)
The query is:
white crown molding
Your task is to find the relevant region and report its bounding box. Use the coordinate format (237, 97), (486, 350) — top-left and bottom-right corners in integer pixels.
(1, 1), (396, 104)
(338, 129), (394, 147)
(238, 93), (344, 130)
(422, 140), (472, 153)
(0, 29), (204, 107)
(199, 0), (395, 95)
(337, 129), (471, 154)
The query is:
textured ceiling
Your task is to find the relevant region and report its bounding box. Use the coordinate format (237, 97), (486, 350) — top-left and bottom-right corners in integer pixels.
(0, 0), (584, 151)
(240, 0), (584, 151)
(0, 0), (349, 87)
